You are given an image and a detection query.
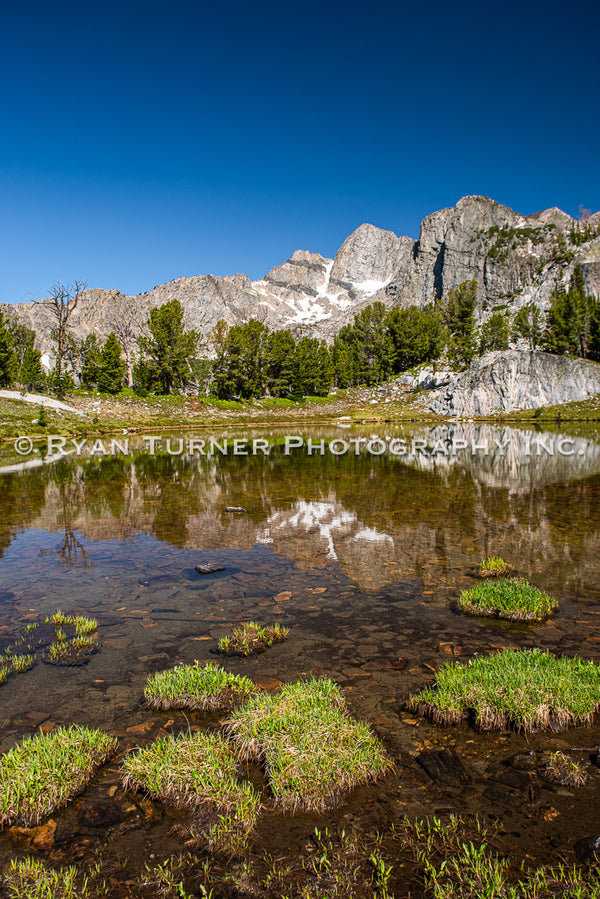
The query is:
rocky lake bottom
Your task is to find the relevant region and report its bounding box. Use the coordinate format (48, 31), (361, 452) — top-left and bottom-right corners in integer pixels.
(1, 423), (600, 895)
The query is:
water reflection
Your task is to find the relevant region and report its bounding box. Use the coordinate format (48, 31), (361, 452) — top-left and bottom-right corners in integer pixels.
(0, 424), (599, 598)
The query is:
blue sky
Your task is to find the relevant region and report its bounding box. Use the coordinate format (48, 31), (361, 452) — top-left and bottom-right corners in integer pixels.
(1, 0), (598, 303)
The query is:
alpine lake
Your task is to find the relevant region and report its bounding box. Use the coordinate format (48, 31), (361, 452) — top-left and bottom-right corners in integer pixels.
(2, 421), (600, 896)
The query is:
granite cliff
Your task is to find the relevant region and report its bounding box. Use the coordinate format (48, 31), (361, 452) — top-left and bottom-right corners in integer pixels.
(429, 350), (600, 416)
(5, 196), (600, 358)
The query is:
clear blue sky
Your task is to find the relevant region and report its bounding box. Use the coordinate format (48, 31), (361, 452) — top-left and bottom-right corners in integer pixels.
(1, 0), (598, 303)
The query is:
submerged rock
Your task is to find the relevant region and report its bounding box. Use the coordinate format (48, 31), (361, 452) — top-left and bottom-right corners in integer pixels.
(416, 749), (471, 785)
(195, 563), (226, 575)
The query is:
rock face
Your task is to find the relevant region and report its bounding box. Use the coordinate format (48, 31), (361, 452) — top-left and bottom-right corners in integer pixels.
(4, 195), (599, 356)
(429, 350), (600, 416)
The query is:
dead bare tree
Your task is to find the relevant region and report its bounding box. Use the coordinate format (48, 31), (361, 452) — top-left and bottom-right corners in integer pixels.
(109, 293), (143, 388)
(45, 280), (87, 385)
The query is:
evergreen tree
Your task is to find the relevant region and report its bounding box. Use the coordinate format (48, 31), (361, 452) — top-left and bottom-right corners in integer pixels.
(386, 305), (446, 371)
(214, 320), (269, 399)
(333, 302), (394, 385)
(293, 337), (333, 396)
(445, 280), (478, 368)
(7, 319), (36, 373)
(512, 303), (543, 349)
(138, 299), (201, 394)
(209, 319), (230, 398)
(97, 333), (126, 394)
(479, 312), (510, 354)
(80, 334), (102, 387)
(19, 346), (45, 391)
(0, 311), (16, 387)
(543, 267), (600, 359)
(266, 329), (297, 396)
(332, 339), (359, 388)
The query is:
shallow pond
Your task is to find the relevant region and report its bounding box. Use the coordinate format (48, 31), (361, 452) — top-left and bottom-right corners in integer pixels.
(1, 422), (600, 893)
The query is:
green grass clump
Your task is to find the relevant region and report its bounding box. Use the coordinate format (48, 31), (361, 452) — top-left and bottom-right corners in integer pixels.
(42, 611), (100, 666)
(457, 578), (558, 622)
(225, 677), (393, 812)
(1, 654), (35, 680)
(479, 556), (515, 577)
(408, 648), (600, 732)
(1, 857), (99, 899)
(543, 750), (588, 787)
(0, 611), (100, 685)
(122, 731), (260, 854)
(0, 726), (117, 827)
(144, 661), (256, 711)
(218, 622), (289, 657)
(46, 610), (98, 635)
(45, 635), (99, 665)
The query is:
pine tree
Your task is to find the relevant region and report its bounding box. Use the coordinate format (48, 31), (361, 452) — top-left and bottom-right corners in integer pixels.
(97, 333), (126, 394)
(512, 303), (542, 349)
(386, 305), (446, 371)
(479, 312), (510, 354)
(138, 299), (201, 394)
(543, 267), (600, 359)
(445, 280), (478, 368)
(266, 329), (296, 397)
(209, 319), (230, 398)
(19, 346), (45, 391)
(80, 334), (102, 387)
(0, 311), (16, 387)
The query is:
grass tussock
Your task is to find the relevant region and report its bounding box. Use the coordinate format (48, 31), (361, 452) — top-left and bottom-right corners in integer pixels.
(457, 578), (558, 622)
(225, 677), (393, 813)
(0, 611), (100, 686)
(543, 751), (588, 787)
(122, 731), (260, 854)
(0, 726), (117, 827)
(45, 634), (99, 665)
(44, 611), (100, 666)
(0, 856), (104, 899)
(46, 611), (98, 635)
(144, 661), (256, 711)
(408, 648), (600, 732)
(479, 556), (515, 577)
(218, 622), (289, 657)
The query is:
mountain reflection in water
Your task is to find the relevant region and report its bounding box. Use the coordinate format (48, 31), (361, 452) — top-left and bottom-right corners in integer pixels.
(0, 424), (599, 598)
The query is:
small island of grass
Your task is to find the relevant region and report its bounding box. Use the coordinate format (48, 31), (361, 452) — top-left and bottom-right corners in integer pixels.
(218, 622), (289, 657)
(408, 648), (600, 732)
(457, 578), (558, 622)
(144, 661), (256, 711)
(225, 676), (393, 812)
(122, 730), (260, 853)
(0, 726), (117, 827)
(479, 556), (515, 577)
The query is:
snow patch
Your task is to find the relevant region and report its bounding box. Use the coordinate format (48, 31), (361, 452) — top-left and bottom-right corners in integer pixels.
(350, 278), (390, 293)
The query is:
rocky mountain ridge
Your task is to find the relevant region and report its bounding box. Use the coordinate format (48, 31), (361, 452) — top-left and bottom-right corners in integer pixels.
(5, 196), (600, 356)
